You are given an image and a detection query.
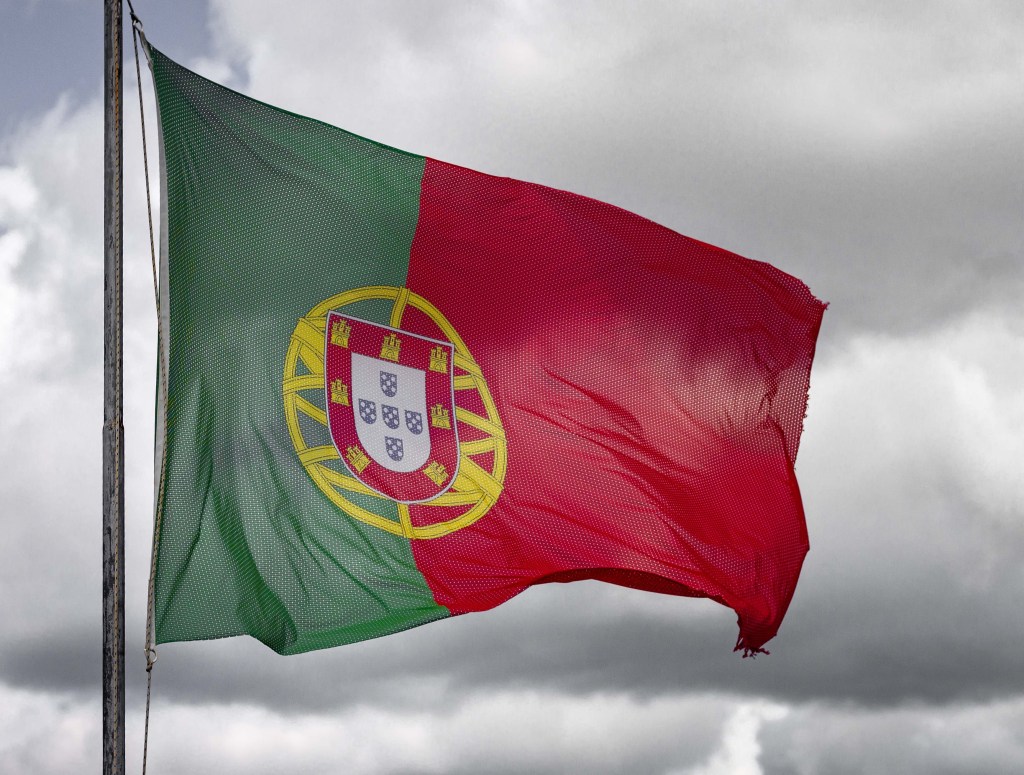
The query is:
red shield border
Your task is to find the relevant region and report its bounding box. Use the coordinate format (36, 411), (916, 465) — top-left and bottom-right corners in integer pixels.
(324, 312), (460, 503)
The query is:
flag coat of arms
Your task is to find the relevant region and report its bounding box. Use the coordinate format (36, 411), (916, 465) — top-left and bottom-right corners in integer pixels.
(324, 313), (460, 502)
(146, 40), (826, 656)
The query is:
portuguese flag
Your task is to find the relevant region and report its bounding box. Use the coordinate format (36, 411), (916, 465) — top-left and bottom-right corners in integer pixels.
(147, 41), (825, 657)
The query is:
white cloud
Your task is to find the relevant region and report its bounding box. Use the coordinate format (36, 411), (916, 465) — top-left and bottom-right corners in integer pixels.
(0, 685), (98, 775)
(763, 695), (1024, 775)
(204, 0), (1024, 169)
(802, 308), (1024, 570)
(0, 97), (101, 381)
(682, 701), (788, 775)
(133, 690), (731, 775)
(0, 98), (104, 638)
(7, 680), (1024, 775)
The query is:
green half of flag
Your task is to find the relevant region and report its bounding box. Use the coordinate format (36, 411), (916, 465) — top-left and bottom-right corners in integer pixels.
(150, 45), (449, 654)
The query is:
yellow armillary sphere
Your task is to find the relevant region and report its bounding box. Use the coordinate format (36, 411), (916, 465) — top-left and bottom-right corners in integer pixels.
(283, 286), (507, 539)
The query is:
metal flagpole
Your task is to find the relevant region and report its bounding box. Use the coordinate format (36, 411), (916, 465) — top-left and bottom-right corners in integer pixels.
(103, 0), (125, 772)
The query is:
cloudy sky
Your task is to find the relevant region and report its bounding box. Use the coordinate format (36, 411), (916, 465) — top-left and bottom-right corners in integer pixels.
(2, 0), (1023, 772)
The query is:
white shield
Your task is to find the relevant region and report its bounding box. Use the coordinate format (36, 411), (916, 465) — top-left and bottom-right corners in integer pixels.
(350, 352), (430, 472)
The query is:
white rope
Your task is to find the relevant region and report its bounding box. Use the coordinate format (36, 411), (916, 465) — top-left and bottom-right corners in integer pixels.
(128, 3), (168, 772)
